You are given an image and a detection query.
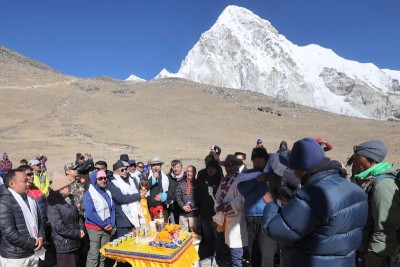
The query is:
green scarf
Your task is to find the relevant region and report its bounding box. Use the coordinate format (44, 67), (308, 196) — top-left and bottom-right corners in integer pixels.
(354, 162), (392, 180)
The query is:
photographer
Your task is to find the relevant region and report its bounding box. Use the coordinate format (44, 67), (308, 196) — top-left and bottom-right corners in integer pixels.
(75, 153), (94, 188)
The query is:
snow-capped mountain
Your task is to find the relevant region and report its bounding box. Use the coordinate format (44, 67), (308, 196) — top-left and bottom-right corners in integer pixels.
(125, 74), (146, 82)
(172, 5), (400, 119)
(153, 68), (182, 80)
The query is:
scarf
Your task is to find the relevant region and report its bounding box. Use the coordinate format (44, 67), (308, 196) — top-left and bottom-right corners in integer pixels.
(171, 170), (184, 181)
(111, 174), (144, 228)
(354, 162), (393, 180)
(88, 184), (113, 221)
(185, 179), (192, 196)
(8, 189), (46, 260)
(148, 170), (169, 193)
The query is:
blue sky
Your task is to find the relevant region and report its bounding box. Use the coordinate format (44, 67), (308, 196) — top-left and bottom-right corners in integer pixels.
(1, 0), (399, 80)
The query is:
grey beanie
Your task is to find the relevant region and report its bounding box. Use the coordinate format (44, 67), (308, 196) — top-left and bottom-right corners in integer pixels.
(354, 140), (387, 163)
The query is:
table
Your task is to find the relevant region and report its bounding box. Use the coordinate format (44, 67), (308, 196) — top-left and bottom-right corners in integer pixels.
(100, 234), (199, 267)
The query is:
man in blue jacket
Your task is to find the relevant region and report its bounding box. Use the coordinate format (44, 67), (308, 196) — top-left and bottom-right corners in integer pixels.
(262, 138), (368, 267)
(237, 148), (287, 267)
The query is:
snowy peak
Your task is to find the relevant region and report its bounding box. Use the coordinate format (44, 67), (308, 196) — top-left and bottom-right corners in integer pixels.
(125, 74), (146, 82)
(153, 68), (182, 80)
(174, 5), (400, 119)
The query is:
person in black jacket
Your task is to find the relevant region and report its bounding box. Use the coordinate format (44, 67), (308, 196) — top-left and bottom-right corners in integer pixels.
(197, 159), (227, 266)
(175, 165), (200, 233)
(75, 153), (94, 188)
(167, 159), (186, 224)
(0, 169), (45, 266)
(47, 173), (85, 267)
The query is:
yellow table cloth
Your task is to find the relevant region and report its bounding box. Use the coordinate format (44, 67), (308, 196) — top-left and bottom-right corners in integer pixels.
(100, 235), (199, 267)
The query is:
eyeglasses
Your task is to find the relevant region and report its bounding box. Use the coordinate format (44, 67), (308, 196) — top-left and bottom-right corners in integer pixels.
(97, 177), (107, 181)
(137, 165), (143, 168)
(26, 172), (34, 177)
(119, 168), (128, 172)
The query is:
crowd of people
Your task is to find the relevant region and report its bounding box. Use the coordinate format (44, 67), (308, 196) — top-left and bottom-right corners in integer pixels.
(0, 136), (399, 267)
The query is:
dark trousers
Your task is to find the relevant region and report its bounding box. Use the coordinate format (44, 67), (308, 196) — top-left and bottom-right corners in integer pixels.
(199, 219), (230, 265)
(246, 216), (276, 267)
(56, 251), (79, 267)
(231, 247), (244, 267)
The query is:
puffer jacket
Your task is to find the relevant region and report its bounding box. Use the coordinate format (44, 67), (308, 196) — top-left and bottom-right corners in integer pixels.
(47, 190), (83, 253)
(263, 162), (368, 267)
(0, 185), (45, 259)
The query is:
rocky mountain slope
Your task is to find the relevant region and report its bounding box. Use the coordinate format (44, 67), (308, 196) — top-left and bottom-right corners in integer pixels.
(146, 6), (400, 119)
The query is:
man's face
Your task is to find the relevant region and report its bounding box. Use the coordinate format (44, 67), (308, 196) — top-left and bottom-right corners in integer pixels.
(256, 143), (263, 148)
(172, 164), (182, 175)
(224, 163), (238, 175)
(25, 171), (34, 187)
(59, 184), (71, 197)
(66, 168), (78, 179)
(95, 165), (107, 172)
(236, 155), (245, 167)
(207, 167), (217, 177)
(10, 172), (28, 194)
(136, 163), (144, 173)
(33, 164), (42, 172)
(129, 165), (136, 173)
(352, 154), (374, 174)
(150, 164), (162, 173)
(214, 153), (220, 161)
(252, 157), (267, 170)
(115, 167), (129, 178)
(96, 175), (107, 188)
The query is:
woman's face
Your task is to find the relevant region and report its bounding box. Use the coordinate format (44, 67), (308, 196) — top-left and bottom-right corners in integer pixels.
(59, 185), (71, 197)
(186, 167), (195, 180)
(172, 164), (182, 175)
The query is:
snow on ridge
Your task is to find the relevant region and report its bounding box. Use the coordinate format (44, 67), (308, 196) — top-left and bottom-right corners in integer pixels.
(153, 68), (182, 80)
(125, 74), (146, 82)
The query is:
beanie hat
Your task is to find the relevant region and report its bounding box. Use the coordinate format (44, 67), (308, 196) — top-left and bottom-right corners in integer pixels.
(113, 160), (126, 171)
(3, 153), (8, 159)
(51, 173), (73, 191)
(251, 147), (269, 161)
(289, 138), (325, 170)
(354, 140), (387, 163)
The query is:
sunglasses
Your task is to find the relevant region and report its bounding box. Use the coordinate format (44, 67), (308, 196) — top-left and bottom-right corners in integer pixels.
(26, 172), (34, 177)
(119, 168), (128, 172)
(225, 162), (236, 168)
(137, 165), (143, 168)
(97, 177), (107, 181)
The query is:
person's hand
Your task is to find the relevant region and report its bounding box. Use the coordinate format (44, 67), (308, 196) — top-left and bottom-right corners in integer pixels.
(365, 255), (383, 267)
(140, 190), (147, 198)
(153, 172), (159, 179)
(154, 195), (162, 201)
(34, 237), (44, 251)
(263, 192), (274, 204)
(183, 205), (191, 212)
(256, 173), (266, 182)
(215, 205), (224, 212)
(104, 224), (112, 232)
(80, 230), (85, 239)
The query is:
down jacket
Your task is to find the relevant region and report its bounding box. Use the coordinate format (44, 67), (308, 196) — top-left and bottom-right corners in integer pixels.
(47, 190), (84, 253)
(0, 185), (45, 259)
(263, 164), (368, 267)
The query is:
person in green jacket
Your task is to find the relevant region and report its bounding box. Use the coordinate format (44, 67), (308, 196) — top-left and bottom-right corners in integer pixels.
(353, 140), (400, 267)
